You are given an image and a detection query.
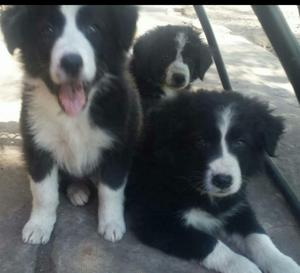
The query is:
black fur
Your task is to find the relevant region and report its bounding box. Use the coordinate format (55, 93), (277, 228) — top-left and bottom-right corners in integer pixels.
(127, 90), (284, 262)
(130, 25), (212, 111)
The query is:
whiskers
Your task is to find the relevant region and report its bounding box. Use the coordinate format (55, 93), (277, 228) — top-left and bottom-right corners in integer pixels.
(174, 171), (209, 195)
(242, 175), (251, 183)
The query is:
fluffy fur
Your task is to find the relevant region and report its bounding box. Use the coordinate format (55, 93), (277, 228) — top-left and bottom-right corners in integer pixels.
(127, 90), (300, 273)
(1, 5), (141, 244)
(130, 25), (212, 111)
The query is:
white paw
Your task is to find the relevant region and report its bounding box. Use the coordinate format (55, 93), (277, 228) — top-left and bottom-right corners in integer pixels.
(22, 218), (55, 244)
(98, 217), (126, 242)
(67, 183), (90, 206)
(227, 255), (262, 273)
(266, 254), (300, 273)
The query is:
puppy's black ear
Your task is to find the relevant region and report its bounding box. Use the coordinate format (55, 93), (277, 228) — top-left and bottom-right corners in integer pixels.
(197, 44), (213, 80)
(130, 31), (152, 81)
(260, 113), (285, 157)
(0, 6), (26, 54)
(110, 6), (138, 51)
(131, 37), (144, 72)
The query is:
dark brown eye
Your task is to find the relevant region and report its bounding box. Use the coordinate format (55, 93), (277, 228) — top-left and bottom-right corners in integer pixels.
(233, 138), (247, 148)
(41, 23), (54, 36)
(85, 24), (100, 35)
(196, 138), (210, 149)
(163, 54), (171, 61)
(39, 23), (56, 45)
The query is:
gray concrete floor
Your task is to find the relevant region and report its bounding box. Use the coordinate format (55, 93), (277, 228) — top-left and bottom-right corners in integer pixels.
(0, 5), (300, 273)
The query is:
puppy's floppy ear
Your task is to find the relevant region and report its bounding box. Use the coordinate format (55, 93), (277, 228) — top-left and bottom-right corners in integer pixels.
(131, 36), (145, 71)
(259, 112), (285, 157)
(197, 43), (213, 80)
(130, 31), (152, 80)
(0, 5), (26, 54)
(110, 6), (138, 51)
(142, 101), (188, 168)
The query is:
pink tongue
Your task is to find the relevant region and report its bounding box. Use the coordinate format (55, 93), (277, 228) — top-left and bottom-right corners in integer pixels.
(58, 82), (86, 117)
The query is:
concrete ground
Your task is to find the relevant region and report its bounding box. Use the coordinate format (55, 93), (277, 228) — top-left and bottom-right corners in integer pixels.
(0, 5), (300, 273)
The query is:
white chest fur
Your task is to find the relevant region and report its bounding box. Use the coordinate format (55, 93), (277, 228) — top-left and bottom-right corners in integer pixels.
(182, 202), (246, 234)
(25, 78), (114, 177)
(182, 208), (223, 234)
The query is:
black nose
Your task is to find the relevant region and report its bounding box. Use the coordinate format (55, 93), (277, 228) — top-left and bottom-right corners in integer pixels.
(172, 73), (185, 86)
(60, 53), (83, 77)
(212, 174), (232, 190)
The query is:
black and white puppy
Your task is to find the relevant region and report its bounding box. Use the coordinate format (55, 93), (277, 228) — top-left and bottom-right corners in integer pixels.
(1, 5), (141, 244)
(130, 25), (212, 111)
(127, 90), (300, 273)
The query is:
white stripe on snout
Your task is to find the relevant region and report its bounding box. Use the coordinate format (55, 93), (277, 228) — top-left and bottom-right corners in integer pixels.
(175, 32), (187, 61)
(164, 32), (190, 95)
(206, 107), (242, 196)
(50, 5), (96, 84)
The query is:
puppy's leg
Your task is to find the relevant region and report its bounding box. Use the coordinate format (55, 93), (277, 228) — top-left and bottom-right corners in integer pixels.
(139, 224), (261, 273)
(98, 182), (126, 242)
(225, 204), (300, 273)
(97, 149), (130, 242)
(245, 233), (300, 273)
(23, 166), (59, 244)
(202, 240), (262, 273)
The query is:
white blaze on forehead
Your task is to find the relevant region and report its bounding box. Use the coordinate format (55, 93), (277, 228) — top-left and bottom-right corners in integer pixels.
(164, 31), (190, 93)
(206, 106), (242, 196)
(50, 5), (96, 84)
(175, 32), (187, 61)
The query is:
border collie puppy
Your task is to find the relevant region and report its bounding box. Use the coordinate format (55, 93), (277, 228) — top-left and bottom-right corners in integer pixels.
(127, 91), (300, 273)
(1, 5), (141, 244)
(130, 25), (212, 111)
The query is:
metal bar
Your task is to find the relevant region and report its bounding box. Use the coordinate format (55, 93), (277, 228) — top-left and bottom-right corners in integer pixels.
(193, 5), (232, 91)
(252, 5), (300, 104)
(194, 5), (300, 221)
(252, 5), (300, 222)
(265, 157), (300, 222)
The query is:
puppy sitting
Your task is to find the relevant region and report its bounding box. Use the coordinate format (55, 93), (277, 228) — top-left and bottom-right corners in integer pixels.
(127, 90), (300, 273)
(130, 25), (212, 111)
(1, 5), (140, 244)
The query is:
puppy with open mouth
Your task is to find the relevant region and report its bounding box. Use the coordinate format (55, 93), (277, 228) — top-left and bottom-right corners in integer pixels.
(1, 5), (141, 244)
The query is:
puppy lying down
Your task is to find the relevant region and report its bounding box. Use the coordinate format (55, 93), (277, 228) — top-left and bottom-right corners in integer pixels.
(127, 90), (300, 273)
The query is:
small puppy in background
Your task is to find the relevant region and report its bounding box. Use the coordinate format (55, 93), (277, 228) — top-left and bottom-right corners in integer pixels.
(127, 90), (300, 273)
(130, 25), (212, 111)
(1, 5), (141, 244)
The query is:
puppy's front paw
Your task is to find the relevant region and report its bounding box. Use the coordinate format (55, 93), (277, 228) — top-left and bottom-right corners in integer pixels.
(226, 255), (262, 273)
(266, 254), (300, 273)
(98, 217), (126, 242)
(67, 182), (90, 206)
(22, 217), (55, 244)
